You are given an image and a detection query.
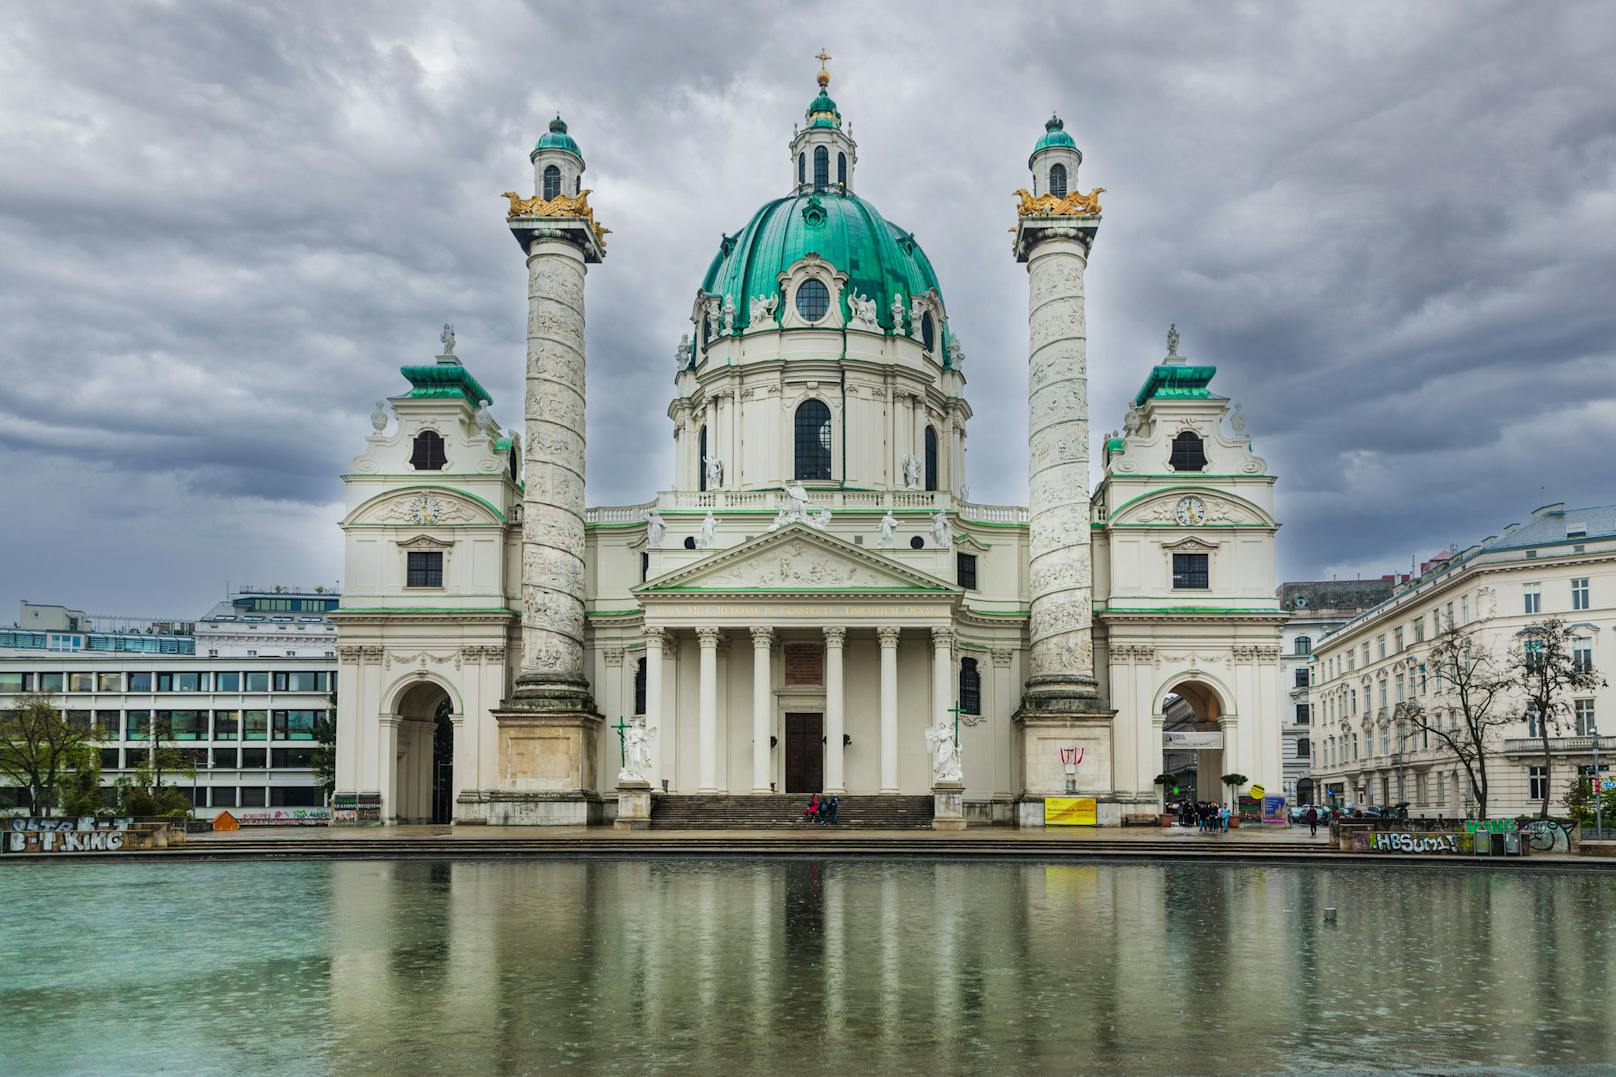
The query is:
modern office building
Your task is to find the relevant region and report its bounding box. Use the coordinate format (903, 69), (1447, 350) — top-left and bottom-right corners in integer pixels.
(0, 589), (338, 815)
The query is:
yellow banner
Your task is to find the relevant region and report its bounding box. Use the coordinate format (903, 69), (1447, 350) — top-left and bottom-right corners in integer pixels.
(1046, 797), (1097, 826)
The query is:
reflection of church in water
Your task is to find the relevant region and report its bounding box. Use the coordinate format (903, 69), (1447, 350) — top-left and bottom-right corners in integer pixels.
(330, 59), (1286, 826)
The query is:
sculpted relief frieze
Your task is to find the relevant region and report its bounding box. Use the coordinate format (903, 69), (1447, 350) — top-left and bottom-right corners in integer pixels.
(701, 553), (891, 589)
(373, 494), (486, 525)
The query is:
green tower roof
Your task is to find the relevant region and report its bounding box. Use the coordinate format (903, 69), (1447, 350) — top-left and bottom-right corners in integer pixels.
(806, 89), (841, 128)
(1132, 364), (1217, 408)
(401, 361), (492, 406)
(532, 115), (583, 164)
(1029, 114), (1078, 167)
(697, 189), (954, 361)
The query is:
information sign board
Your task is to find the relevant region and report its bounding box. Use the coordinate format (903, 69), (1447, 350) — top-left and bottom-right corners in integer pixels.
(1045, 797), (1097, 826)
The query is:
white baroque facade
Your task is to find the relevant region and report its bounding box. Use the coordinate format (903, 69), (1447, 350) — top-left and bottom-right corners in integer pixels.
(331, 70), (1289, 826)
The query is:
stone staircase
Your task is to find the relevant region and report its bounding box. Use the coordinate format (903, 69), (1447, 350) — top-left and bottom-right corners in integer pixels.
(649, 794), (934, 830)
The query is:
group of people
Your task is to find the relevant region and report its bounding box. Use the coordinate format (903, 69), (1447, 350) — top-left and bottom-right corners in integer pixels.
(802, 794), (840, 825)
(1175, 800), (1233, 833)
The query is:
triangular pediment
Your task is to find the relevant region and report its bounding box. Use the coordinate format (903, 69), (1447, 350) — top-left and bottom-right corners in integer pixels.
(635, 524), (960, 597)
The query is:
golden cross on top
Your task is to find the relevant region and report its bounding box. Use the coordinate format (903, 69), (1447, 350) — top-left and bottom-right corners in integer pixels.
(816, 49), (831, 66)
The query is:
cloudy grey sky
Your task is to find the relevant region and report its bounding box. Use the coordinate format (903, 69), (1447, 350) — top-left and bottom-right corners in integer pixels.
(3, 2), (1614, 619)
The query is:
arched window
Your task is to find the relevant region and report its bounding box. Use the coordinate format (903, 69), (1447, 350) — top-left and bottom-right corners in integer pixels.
(1049, 163), (1068, 198)
(1295, 636), (1313, 656)
(837, 152), (847, 186)
(921, 311), (935, 352)
(795, 279), (830, 322)
(697, 425), (708, 491)
(542, 164), (561, 200)
(794, 399), (832, 481)
(813, 145), (829, 188)
(410, 430), (446, 471)
(1168, 431), (1207, 472)
(798, 152), (805, 186)
(702, 312), (713, 346)
(924, 425), (938, 492)
(574, 174), (581, 195)
(634, 657), (647, 715)
(959, 658), (982, 715)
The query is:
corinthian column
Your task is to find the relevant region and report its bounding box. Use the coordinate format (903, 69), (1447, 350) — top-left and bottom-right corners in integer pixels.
(1013, 214), (1105, 715)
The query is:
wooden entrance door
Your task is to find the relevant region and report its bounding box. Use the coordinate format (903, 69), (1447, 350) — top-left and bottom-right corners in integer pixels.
(784, 712), (824, 793)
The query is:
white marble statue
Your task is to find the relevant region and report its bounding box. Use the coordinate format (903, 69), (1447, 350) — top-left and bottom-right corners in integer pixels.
(1123, 403), (1143, 436)
(721, 294), (736, 335)
(645, 509), (666, 550)
(440, 322), (456, 357)
(959, 484), (971, 503)
(877, 509), (898, 549)
(931, 510), (952, 551)
(889, 296), (906, 334)
(703, 454), (723, 489)
(618, 719), (656, 784)
(697, 512), (717, 549)
(924, 723), (963, 784)
(749, 293), (778, 325)
(473, 403), (499, 436)
(847, 289), (879, 331)
(947, 337), (965, 369)
(369, 400), (390, 434)
(908, 297), (925, 339)
(902, 454), (921, 490)
(1167, 323), (1180, 357)
(767, 483), (831, 532)
(1229, 401), (1247, 433)
(703, 295), (721, 335)
(675, 333), (691, 370)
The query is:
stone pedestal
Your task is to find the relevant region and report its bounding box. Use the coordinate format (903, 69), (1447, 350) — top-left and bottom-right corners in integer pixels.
(614, 780), (652, 830)
(479, 710), (604, 825)
(932, 780), (966, 831)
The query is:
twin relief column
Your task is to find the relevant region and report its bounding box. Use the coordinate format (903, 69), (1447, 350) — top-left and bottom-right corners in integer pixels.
(489, 135), (610, 825)
(1012, 127), (1115, 825)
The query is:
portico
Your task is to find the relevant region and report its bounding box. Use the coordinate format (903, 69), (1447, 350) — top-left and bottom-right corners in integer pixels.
(628, 525), (964, 797)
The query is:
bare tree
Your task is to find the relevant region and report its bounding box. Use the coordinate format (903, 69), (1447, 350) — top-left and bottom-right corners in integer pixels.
(1506, 617), (1608, 818)
(1395, 619), (1512, 820)
(0, 694), (94, 815)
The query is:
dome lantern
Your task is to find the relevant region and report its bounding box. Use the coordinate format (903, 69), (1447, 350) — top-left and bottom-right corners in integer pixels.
(789, 50), (857, 194)
(1027, 113), (1082, 200)
(531, 114), (586, 202)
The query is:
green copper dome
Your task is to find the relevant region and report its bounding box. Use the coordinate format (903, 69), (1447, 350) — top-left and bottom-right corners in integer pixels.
(1028, 114), (1077, 167)
(532, 115), (583, 163)
(698, 189), (952, 358)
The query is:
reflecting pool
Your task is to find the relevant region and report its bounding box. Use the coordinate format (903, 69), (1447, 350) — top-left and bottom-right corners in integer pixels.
(2, 858), (1614, 1074)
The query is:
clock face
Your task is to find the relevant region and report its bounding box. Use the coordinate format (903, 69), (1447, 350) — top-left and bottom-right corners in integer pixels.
(410, 495), (442, 525)
(1175, 496), (1207, 526)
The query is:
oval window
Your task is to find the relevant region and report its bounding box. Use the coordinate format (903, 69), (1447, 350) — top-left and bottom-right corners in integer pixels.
(795, 279), (831, 322)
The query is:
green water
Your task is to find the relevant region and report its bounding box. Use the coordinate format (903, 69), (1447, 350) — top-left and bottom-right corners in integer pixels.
(1, 858), (1613, 1074)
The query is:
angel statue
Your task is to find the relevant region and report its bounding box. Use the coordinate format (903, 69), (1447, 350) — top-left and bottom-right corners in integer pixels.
(697, 512), (717, 549)
(675, 333), (691, 370)
(703, 454), (723, 489)
(1166, 323), (1180, 358)
(618, 720), (656, 784)
(877, 509), (898, 549)
(924, 723), (963, 784)
(930, 510), (952, 551)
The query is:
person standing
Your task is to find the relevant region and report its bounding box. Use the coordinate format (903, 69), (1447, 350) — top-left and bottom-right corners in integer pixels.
(1220, 802), (1232, 833)
(1305, 805), (1320, 838)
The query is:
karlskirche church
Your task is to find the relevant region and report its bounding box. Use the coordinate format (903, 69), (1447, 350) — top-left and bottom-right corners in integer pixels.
(330, 61), (1286, 828)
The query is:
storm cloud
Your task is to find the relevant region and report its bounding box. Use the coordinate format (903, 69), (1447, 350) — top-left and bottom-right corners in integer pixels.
(3, 2), (1613, 616)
